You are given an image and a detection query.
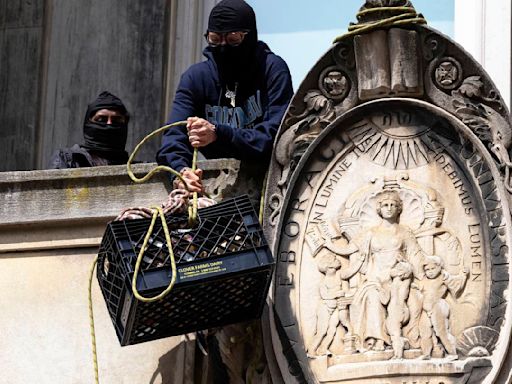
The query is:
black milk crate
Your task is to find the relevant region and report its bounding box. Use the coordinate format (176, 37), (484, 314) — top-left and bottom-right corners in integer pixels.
(96, 194), (274, 346)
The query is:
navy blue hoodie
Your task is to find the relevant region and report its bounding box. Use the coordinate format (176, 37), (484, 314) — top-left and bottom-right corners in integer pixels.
(156, 41), (293, 172)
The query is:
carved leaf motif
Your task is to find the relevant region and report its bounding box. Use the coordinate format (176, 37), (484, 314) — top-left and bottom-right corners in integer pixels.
(304, 91), (328, 112)
(453, 99), (487, 118)
(458, 76), (483, 98)
(452, 76), (512, 192)
(453, 79), (494, 144)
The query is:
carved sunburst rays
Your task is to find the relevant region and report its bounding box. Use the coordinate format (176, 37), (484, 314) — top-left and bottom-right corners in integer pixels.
(457, 326), (499, 357)
(346, 117), (432, 170)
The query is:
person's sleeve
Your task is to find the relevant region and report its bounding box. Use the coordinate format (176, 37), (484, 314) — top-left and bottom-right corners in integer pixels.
(214, 57), (293, 161)
(156, 70), (198, 172)
(48, 150), (67, 169)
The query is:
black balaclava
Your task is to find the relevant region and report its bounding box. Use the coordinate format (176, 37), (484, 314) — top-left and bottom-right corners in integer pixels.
(207, 0), (258, 90)
(82, 91), (129, 159)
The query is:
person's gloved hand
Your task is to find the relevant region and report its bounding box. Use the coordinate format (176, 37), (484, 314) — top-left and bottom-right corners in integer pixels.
(187, 117), (217, 147)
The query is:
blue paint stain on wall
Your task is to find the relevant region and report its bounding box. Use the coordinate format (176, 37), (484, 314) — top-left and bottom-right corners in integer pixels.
(246, 0), (454, 90)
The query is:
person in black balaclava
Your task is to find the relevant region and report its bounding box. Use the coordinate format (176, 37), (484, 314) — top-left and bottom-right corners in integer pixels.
(207, 0), (258, 94)
(157, 1), (293, 383)
(49, 91), (130, 169)
(156, 0), (293, 198)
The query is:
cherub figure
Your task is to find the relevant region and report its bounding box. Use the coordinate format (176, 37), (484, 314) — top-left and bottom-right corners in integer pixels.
(307, 253), (350, 356)
(418, 255), (469, 360)
(386, 261), (413, 359)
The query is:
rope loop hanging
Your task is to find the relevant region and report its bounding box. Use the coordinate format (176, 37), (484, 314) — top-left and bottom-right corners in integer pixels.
(126, 121), (200, 227)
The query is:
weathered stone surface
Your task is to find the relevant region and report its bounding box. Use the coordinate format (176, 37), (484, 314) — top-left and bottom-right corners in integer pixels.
(0, 0), (42, 171)
(263, 2), (512, 383)
(0, 0), (218, 172)
(355, 29), (423, 99)
(0, 159), (238, 227)
(0, 158), (240, 383)
(0, 159), (240, 253)
(0, 249), (197, 384)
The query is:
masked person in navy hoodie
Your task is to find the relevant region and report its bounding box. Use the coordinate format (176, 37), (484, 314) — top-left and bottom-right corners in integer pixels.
(156, 0), (293, 202)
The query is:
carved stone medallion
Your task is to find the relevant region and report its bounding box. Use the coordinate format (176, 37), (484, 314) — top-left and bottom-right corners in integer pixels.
(263, 3), (512, 383)
(319, 67), (350, 101)
(433, 57), (463, 91)
(267, 99), (511, 384)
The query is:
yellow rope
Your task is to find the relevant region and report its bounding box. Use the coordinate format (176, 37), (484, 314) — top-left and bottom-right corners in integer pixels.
(333, 6), (426, 43)
(88, 255), (99, 384)
(126, 120), (204, 302)
(88, 120), (204, 383)
(125, 121), (199, 226)
(259, 172), (268, 224)
(188, 145), (199, 228)
(131, 205), (178, 302)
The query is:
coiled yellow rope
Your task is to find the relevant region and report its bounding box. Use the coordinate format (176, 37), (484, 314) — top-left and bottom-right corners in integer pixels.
(126, 121), (199, 227)
(131, 205), (178, 302)
(88, 121), (200, 383)
(333, 6), (426, 43)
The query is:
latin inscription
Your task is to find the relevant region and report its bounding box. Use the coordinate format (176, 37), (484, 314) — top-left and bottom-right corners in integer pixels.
(272, 107), (510, 383)
(468, 223), (483, 282)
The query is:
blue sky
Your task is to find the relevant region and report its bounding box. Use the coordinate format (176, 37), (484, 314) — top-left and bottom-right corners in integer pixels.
(246, 0), (454, 89)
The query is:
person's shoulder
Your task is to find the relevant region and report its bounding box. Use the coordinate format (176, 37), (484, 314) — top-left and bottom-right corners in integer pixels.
(185, 60), (211, 74)
(48, 144), (85, 169)
(181, 61), (211, 79)
(183, 51), (215, 78)
(260, 48), (291, 78)
(179, 60), (215, 87)
(256, 42), (288, 66)
(266, 53), (289, 71)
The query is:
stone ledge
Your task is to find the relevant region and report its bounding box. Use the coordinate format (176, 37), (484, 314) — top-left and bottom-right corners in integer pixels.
(0, 159), (240, 253)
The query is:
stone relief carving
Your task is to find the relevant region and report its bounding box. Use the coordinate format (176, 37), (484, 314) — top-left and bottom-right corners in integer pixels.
(306, 252), (352, 357)
(267, 99), (511, 382)
(271, 89), (339, 225)
(417, 255), (468, 360)
(457, 326), (499, 357)
(305, 176), (470, 363)
(423, 34), (512, 195)
(264, 2), (512, 382)
(319, 67), (350, 100)
(355, 29), (423, 100)
(267, 42), (359, 230)
(277, 90), (337, 187)
(451, 76), (512, 194)
(434, 58), (463, 90)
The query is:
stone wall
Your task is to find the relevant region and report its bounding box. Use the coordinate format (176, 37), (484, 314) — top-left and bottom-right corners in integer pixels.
(0, 160), (238, 383)
(0, 0), (219, 172)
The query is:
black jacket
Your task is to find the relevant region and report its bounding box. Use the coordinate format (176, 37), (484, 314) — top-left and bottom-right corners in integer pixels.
(49, 144), (128, 169)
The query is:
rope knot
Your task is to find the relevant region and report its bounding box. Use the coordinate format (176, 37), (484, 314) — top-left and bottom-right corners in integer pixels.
(333, 2), (426, 43)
